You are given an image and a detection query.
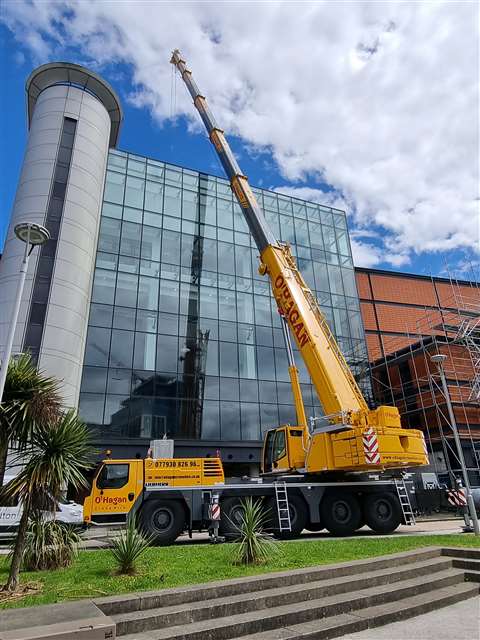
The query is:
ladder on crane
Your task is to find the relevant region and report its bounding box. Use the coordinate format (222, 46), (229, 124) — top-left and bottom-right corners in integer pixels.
(274, 482), (292, 533)
(394, 478), (416, 526)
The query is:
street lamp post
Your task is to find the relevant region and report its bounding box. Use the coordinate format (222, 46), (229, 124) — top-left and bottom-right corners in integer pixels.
(430, 353), (480, 535)
(0, 222), (50, 403)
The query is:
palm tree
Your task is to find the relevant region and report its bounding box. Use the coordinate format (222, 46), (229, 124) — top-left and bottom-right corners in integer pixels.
(0, 353), (61, 486)
(3, 409), (92, 591)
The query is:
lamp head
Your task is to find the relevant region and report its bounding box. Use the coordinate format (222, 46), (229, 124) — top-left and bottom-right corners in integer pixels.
(430, 353), (447, 365)
(14, 222), (50, 246)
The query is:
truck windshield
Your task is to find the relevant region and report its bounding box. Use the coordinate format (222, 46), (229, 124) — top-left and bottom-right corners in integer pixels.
(97, 464), (129, 490)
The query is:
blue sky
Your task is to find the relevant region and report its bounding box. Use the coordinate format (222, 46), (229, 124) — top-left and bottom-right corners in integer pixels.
(1, 2), (478, 280)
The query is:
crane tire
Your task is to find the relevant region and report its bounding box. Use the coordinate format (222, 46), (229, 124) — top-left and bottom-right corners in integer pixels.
(139, 499), (185, 546)
(321, 492), (362, 536)
(219, 497), (246, 538)
(268, 494), (308, 539)
(363, 492), (402, 534)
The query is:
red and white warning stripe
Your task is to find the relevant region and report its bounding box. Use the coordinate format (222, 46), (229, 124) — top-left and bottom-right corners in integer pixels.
(363, 428), (381, 465)
(447, 489), (467, 507)
(210, 503), (221, 520)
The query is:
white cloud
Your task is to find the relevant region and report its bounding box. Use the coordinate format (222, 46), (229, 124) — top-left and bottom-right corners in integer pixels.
(2, 1), (479, 267)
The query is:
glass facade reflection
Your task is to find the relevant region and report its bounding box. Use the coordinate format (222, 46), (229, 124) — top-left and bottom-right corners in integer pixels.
(79, 150), (368, 446)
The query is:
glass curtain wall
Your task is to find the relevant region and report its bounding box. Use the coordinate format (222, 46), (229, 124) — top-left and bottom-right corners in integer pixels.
(79, 150), (367, 442)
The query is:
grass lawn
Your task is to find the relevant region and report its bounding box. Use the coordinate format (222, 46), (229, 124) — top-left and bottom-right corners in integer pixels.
(0, 534), (478, 610)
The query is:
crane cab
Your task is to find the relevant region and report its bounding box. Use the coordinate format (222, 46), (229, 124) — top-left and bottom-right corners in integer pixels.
(262, 426), (307, 474)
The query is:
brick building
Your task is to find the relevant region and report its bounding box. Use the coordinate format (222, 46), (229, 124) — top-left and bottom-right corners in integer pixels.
(355, 268), (480, 485)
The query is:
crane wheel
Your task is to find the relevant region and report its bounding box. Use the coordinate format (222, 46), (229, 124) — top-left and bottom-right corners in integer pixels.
(321, 492), (361, 536)
(219, 497), (247, 538)
(267, 494), (308, 539)
(363, 492), (402, 534)
(139, 500), (186, 546)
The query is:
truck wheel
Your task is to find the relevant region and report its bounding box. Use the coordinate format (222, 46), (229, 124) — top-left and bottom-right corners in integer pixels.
(219, 497), (246, 538)
(321, 492), (361, 536)
(364, 493), (402, 534)
(268, 494), (308, 539)
(140, 500), (185, 546)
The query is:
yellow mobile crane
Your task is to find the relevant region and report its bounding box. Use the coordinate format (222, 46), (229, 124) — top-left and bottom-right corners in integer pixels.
(83, 52), (428, 544)
(170, 50), (428, 476)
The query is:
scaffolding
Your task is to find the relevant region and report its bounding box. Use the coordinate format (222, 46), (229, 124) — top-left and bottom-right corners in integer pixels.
(367, 274), (480, 484)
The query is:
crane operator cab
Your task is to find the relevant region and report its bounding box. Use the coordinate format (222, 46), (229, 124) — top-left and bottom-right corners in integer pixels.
(262, 425), (308, 474)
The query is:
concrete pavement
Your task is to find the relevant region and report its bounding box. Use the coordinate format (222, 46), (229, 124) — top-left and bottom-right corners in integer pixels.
(339, 596), (480, 640)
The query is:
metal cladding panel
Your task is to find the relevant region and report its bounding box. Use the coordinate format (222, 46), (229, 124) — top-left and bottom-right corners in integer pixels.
(41, 87), (111, 407)
(0, 78), (114, 408)
(0, 86), (65, 361)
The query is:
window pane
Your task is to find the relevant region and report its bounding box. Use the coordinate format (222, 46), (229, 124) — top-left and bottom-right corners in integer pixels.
(218, 290), (236, 322)
(254, 295), (272, 326)
(341, 267), (357, 298)
(104, 171), (125, 204)
(134, 332), (157, 370)
(164, 185), (181, 216)
(84, 327), (111, 366)
(327, 264), (344, 295)
(124, 175), (145, 209)
(120, 222), (142, 257)
(182, 189), (198, 220)
(200, 286), (218, 319)
(113, 306), (135, 330)
(92, 270), (116, 305)
(159, 280), (179, 314)
(89, 303), (113, 328)
(145, 181), (164, 213)
(256, 346), (276, 381)
(80, 367), (107, 393)
(156, 334), (178, 372)
(201, 400), (220, 438)
(236, 292), (254, 324)
(137, 309), (158, 333)
(241, 403), (260, 440)
(109, 329), (134, 368)
(107, 368), (131, 394)
(141, 226), (162, 262)
(220, 402), (240, 439)
(161, 230), (181, 265)
(238, 344), (256, 379)
(217, 241), (235, 275)
(115, 272), (138, 307)
(98, 217), (121, 254)
(79, 393), (104, 425)
(235, 245), (251, 278)
(219, 341), (238, 377)
(205, 340), (218, 375)
(138, 276), (159, 310)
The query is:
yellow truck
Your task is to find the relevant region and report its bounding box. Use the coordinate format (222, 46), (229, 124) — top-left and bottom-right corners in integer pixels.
(82, 51), (428, 544)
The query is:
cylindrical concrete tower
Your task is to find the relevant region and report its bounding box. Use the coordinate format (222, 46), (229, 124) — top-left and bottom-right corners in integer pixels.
(0, 62), (122, 407)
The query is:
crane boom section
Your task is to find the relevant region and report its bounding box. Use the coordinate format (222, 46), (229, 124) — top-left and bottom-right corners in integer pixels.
(171, 50), (367, 416)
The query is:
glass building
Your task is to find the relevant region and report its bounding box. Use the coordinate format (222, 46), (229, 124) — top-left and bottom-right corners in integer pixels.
(1, 62), (368, 473)
(78, 149), (368, 468)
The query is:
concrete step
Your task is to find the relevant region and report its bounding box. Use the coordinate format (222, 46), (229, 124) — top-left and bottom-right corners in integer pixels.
(119, 569), (466, 640)
(112, 557), (454, 636)
(464, 570), (480, 583)
(441, 546), (480, 560)
(232, 582), (479, 640)
(96, 547), (442, 617)
(452, 557), (480, 572)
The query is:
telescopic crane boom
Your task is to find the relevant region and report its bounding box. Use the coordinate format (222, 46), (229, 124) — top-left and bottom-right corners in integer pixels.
(171, 50), (428, 474)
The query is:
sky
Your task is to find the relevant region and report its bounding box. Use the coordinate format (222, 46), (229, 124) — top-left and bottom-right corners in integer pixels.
(0, 1), (479, 279)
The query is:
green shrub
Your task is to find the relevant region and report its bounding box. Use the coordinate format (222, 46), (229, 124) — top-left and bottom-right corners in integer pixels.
(232, 497), (278, 566)
(110, 517), (152, 575)
(22, 515), (80, 571)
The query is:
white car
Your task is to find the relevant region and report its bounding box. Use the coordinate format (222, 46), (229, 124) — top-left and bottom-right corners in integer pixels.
(0, 476), (84, 538)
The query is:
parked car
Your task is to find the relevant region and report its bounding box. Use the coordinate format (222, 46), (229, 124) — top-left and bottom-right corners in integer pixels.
(0, 476), (83, 538)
